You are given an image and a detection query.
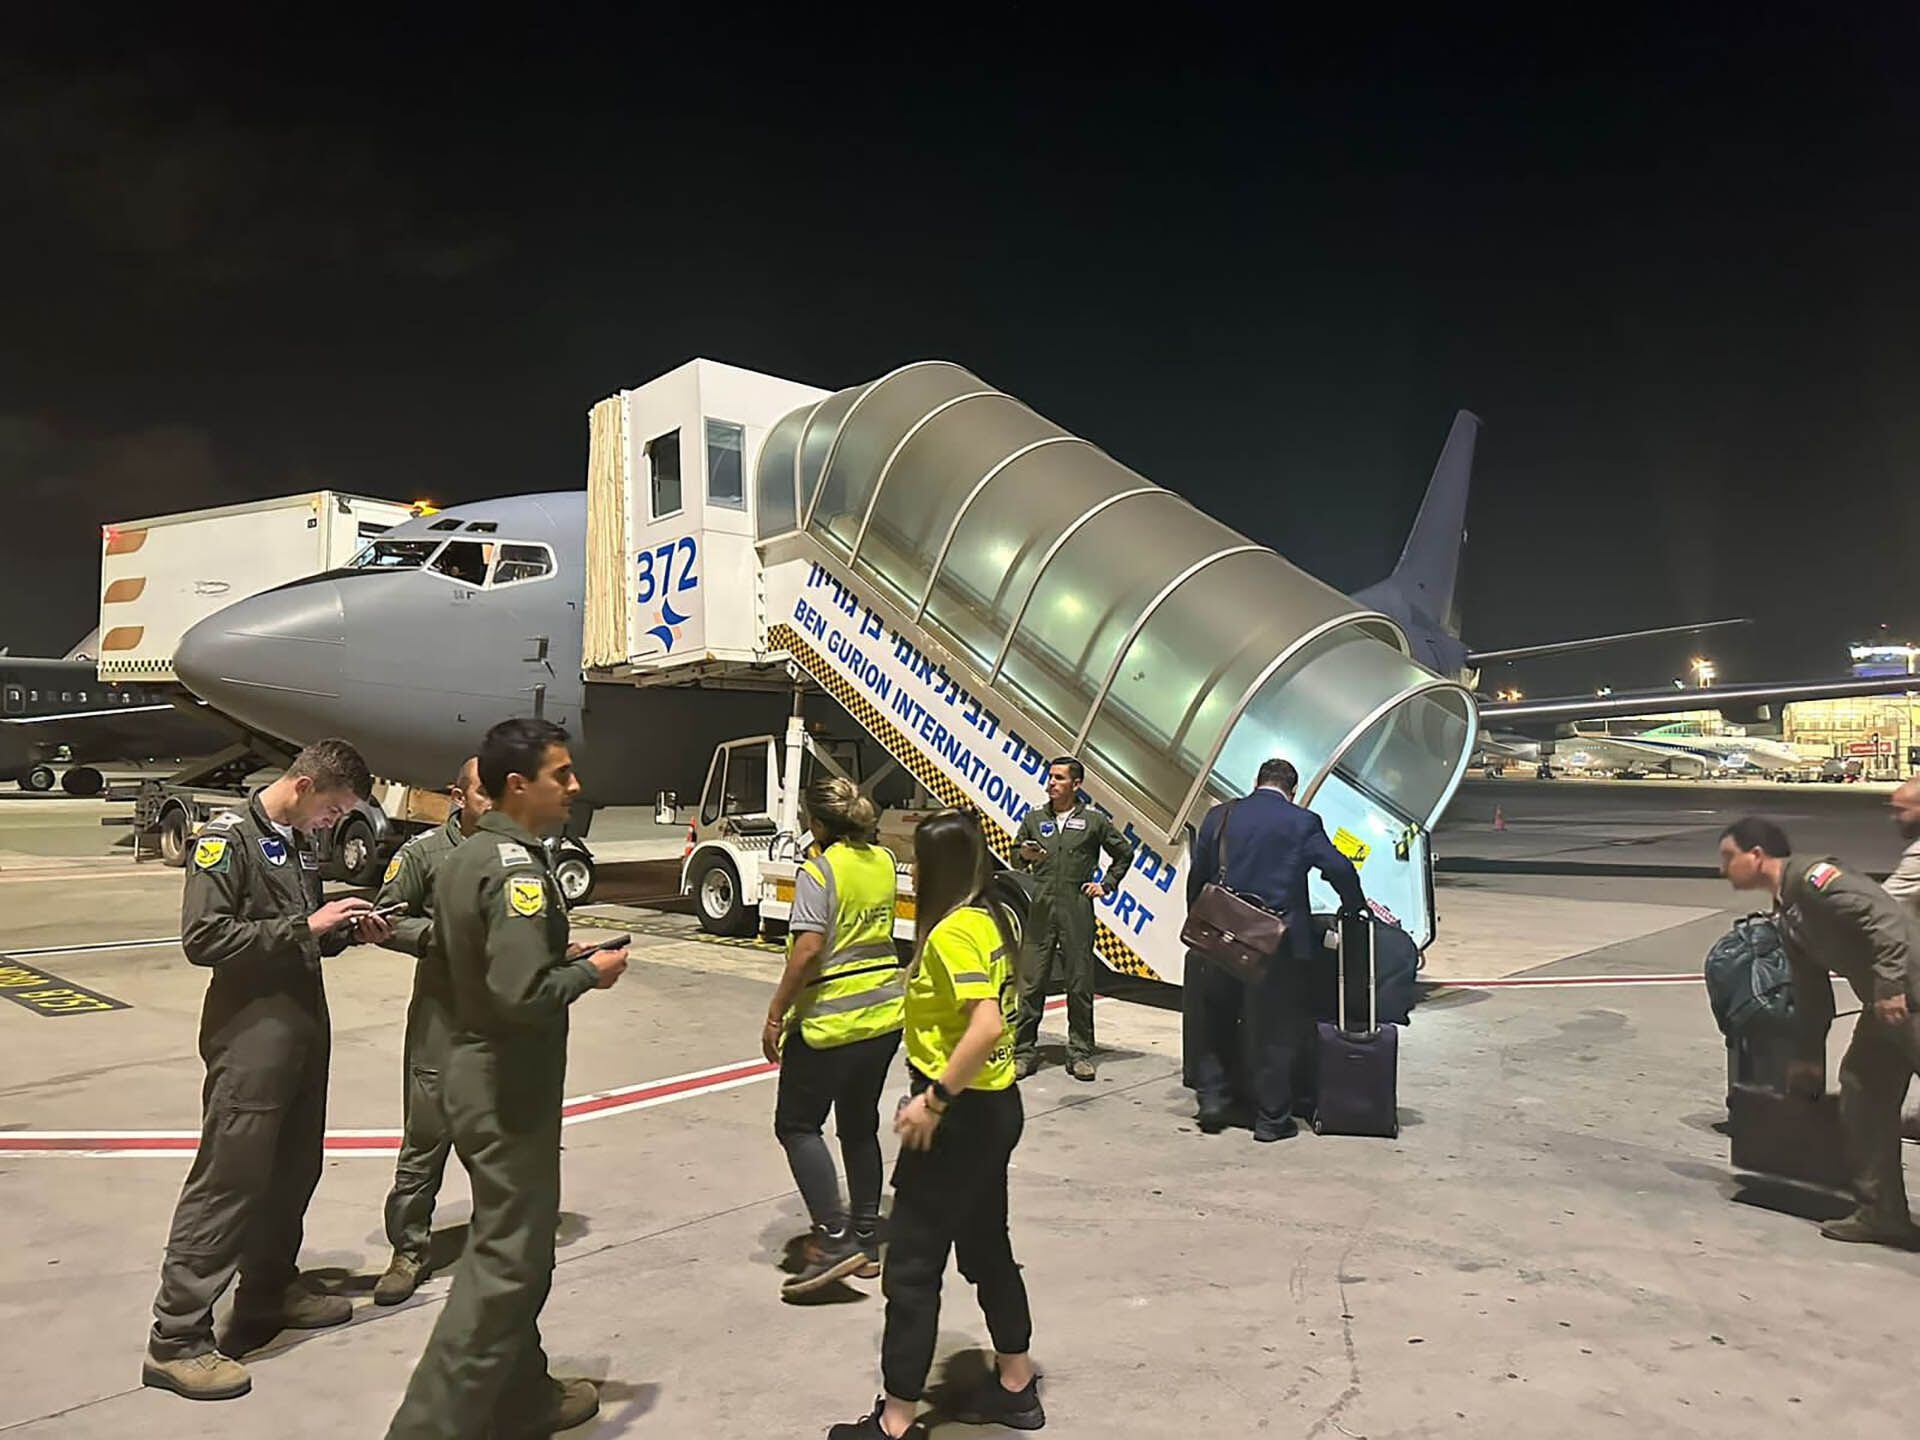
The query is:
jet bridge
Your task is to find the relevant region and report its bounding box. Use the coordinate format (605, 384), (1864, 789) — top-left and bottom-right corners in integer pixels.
(586, 359), (1476, 982)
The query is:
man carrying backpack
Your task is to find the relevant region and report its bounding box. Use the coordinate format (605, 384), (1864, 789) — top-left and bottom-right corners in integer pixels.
(1718, 816), (1920, 1248)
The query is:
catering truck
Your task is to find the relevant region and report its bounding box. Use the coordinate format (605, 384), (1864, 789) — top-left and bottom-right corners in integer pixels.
(579, 360), (1478, 984)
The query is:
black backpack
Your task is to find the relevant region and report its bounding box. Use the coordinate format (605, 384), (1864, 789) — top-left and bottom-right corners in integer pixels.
(1703, 914), (1795, 1038)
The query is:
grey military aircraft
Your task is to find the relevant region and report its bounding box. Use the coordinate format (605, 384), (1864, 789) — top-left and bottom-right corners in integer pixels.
(172, 493), (786, 824)
(172, 413), (1916, 819)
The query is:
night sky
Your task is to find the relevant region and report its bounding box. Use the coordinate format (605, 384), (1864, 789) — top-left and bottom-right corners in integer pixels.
(7, 10), (1918, 700)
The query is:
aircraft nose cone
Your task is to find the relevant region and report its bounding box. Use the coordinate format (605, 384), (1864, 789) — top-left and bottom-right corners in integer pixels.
(176, 578), (348, 745)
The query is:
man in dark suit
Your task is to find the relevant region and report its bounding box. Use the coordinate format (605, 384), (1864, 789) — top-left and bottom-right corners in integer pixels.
(1184, 758), (1366, 1141)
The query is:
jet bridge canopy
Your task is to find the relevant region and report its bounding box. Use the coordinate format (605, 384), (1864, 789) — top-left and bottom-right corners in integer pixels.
(756, 361), (1476, 841)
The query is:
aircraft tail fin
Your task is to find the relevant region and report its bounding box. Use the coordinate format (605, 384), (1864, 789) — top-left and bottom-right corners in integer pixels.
(1382, 410), (1477, 638)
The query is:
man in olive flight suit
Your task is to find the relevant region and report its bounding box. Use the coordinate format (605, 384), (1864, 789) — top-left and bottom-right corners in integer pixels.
(143, 739), (391, 1402)
(372, 756), (490, 1306)
(1720, 816), (1920, 1248)
(387, 718), (629, 1440)
(1013, 755), (1135, 1082)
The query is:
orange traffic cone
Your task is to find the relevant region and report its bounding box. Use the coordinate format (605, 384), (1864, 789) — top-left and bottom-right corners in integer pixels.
(1493, 806), (1507, 831)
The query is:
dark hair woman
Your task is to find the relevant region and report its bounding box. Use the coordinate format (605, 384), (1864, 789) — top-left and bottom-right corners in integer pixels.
(828, 808), (1043, 1437)
(765, 776), (903, 1296)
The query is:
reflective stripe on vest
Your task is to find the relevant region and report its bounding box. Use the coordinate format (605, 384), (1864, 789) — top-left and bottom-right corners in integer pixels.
(794, 842), (903, 1047)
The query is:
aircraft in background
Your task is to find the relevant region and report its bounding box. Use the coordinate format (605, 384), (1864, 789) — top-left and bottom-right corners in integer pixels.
(1353, 411), (1920, 740)
(1, 654), (232, 793)
(1478, 721), (1813, 780)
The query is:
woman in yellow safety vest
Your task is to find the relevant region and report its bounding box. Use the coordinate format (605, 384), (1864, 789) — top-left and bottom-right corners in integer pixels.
(764, 776), (904, 1297)
(827, 808), (1043, 1439)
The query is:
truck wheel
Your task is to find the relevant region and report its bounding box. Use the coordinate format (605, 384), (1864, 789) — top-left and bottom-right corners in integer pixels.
(553, 846), (597, 906)
(333, 815), (382, 887)
(159, 809), (190, 867)
(692, 852), (756, 936)
(61, 766), (105, 797)
(22, 765), (56, 793)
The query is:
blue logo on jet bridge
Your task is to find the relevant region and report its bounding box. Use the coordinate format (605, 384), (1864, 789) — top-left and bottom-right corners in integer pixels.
(636, 536), (700, 652)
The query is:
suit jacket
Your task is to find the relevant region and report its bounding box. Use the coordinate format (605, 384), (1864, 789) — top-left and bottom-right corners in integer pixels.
(1187, 787), (1366, 959)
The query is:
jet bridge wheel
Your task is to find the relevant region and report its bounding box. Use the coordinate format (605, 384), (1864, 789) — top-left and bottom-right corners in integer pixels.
(691, 851), (756, 937)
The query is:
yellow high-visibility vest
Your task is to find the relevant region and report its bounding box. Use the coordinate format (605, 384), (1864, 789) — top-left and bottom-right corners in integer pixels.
(790, 841), (903, 1048)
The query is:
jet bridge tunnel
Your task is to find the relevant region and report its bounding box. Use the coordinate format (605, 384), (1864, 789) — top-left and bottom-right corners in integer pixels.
(752, 361), (1477, 860)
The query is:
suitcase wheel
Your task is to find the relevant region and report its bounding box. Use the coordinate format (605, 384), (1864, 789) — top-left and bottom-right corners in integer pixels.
(1312, 1118), (1325, 1135)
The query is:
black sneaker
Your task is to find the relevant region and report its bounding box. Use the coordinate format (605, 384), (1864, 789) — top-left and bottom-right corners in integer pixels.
(1253, 1118), (1300, 1143)
(827, 1397), (925, 1438)
(784, 1229), (868, 1296)
(946, 1371), (1046, 1430)
(853, 1227), (882, 1280)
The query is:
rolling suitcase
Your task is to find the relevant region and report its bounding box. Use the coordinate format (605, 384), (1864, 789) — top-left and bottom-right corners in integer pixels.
(1727, 1083), (1850, 1193)
(1312, 911), (1399, 1137)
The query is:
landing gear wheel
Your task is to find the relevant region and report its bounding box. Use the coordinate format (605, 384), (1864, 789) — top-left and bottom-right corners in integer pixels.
(22, 764), (56, 793)
(552, 845), (597, 906)
(61, 766), (105, 797)
(691, 852), (755, 936)
(159, 810), (190, 867)
(333, 815), (381, 887)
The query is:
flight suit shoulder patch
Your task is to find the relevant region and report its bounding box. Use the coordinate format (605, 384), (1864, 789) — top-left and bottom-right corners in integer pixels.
(506, 875), (547, 918)
(1808, 862), (1842, 891)
(496, 841), (533, 867)
(193, 836), (231, 873)
(383, 853), (405, 885)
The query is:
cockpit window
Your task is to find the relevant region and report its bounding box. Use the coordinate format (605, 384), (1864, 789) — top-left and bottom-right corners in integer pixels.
(430, 540), (493, 587)
(492, 543), (555, 585)
(351, 539), (441, 570)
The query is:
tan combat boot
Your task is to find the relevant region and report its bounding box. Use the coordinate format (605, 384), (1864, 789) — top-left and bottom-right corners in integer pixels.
(503, 1376), (601, 1436)
(373, 1253), (430, 1306)
(141, 1350), (252, 1401)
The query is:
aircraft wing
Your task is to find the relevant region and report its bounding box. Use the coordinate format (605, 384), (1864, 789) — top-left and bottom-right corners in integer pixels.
(1482, 673), (1920, 726)
(1467, 617), (1747, 665)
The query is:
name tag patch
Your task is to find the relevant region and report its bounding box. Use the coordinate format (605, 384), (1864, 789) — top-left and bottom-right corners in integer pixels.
(258, 836), (289, 867)
(299, 850), (318, 871)
(497, 842), (533, 867)
(1064, 817), (1087, 831)
(507, 876), (547, 918)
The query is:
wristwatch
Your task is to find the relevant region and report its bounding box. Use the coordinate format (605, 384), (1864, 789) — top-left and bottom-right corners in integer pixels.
(928, 1079), (954, 1109)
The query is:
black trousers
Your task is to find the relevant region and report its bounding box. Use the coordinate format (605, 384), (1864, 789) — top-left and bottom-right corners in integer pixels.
(773, 1028), (900, 1231)
(1182, 955), (1245, 1113)
(881, 1074), (1031, 1402)
(149, 994), (329, 1360)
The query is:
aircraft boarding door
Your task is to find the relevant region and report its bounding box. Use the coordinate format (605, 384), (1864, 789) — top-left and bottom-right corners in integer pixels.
(1303, 769), (1434, 948)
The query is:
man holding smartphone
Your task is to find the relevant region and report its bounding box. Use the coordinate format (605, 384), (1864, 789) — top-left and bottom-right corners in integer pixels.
(386, 718), (628, 1439)
(1011, 756), (1134, 1082)
(144, 739), (393, 1402)
(370, 757), (489, 1306)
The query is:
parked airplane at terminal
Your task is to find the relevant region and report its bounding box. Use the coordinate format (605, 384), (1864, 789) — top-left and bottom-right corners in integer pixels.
(1, 654), (231, 793)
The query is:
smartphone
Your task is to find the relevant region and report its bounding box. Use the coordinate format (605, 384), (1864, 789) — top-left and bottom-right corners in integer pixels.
(590, 934), (632, 952)
(373, 902), (410, 919)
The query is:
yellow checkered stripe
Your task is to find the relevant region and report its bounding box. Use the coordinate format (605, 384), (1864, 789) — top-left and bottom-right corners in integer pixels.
(769, 622), (1161, 982)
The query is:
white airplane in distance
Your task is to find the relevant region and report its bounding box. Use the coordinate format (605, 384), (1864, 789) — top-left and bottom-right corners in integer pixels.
(1479, 721), (1814, 779)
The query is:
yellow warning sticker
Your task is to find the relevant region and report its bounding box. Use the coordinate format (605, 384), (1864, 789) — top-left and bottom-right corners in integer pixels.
(1332, 828), (1371, 869)
(193, 837), (229, 872)
(506, 876), (546, 918)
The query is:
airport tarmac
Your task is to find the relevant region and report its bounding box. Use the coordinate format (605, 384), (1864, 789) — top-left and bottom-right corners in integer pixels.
(2, 786), (1916, 1437)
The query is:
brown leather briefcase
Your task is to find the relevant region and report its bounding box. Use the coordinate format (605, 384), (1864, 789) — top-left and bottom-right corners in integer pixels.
(1179, 801), (1288, 983)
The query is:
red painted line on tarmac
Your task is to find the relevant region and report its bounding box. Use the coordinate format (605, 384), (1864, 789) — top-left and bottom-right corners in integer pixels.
(1, 997), (1073, 1158)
